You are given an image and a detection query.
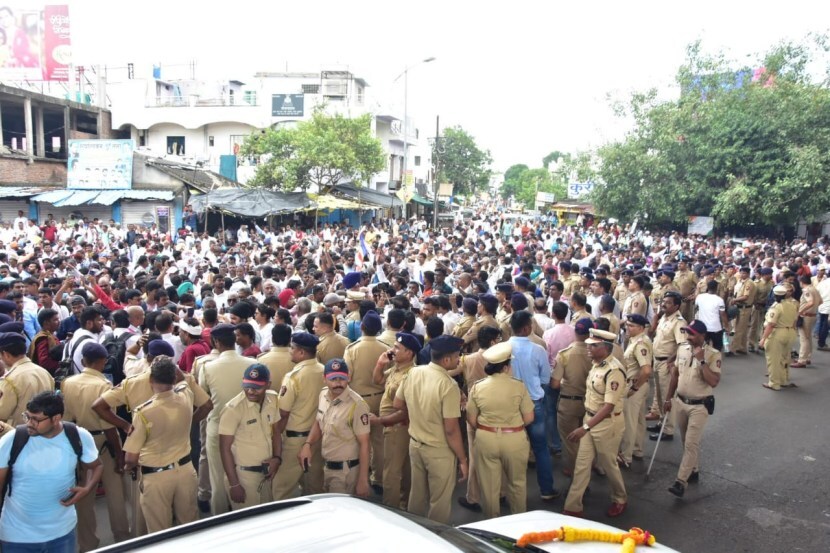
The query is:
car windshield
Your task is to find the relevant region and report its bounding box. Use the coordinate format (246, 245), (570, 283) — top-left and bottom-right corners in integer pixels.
(375, 505), (506, 552)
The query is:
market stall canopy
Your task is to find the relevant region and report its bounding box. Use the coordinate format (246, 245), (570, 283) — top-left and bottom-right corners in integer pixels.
(31, 189), (175, 207)
(332, 183), (403, 209)
(305, 194), (363, 211)
(188, 189), (310, 218)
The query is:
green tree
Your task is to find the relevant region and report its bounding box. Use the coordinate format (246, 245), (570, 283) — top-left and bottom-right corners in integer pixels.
(593, 36), (830, 227)
(501, 163), (528, 200)
(514, 168), (567, 210)
(241, 108), (386, 191)
(437, 126), (493, 197)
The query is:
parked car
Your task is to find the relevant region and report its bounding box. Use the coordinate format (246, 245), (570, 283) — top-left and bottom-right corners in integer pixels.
(93, 495), (681, 553)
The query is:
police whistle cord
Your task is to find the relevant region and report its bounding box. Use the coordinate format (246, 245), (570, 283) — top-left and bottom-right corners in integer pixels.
(517, 526), (657, 552)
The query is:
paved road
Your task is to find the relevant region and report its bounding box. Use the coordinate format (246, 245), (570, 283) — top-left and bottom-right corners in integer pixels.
(92, 348), (830, 552)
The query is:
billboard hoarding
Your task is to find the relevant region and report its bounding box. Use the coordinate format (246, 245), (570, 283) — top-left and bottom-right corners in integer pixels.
(0, 4), (71, 82)
(43, 5), (71, 81)
(67, 139), (134, 190)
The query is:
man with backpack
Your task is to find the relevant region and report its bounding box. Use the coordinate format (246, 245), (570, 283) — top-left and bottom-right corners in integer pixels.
(0, 391), (102, 552)
(0, 332), (54, 425)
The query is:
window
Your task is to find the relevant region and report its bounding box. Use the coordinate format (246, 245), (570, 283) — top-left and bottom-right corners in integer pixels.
(209, 136), (215, 147)
(302, 84), (320, 94)
(414, 156), (421, 167)
(244, 91), (257, 105)
(167, 136), (185, 155)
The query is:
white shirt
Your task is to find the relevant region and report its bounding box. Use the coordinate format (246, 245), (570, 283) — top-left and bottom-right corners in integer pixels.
(817, 278), (830, 315)
(161, 332), (185, 364)
(695, 293), (726, 332)
(533, 313), (556, 332)
(69, 329), (104, 375)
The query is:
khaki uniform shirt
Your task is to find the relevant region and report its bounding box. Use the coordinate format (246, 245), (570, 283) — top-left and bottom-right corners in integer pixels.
(396, 362), (461, 448)
(62, 368), (114, 431)
(192, 351), (220, 383)
(317, 387), (370, 461)
(467, 373), (533, 428)
(257, 347), (295, 392)
(379, 361), (414, 428)
(102, 370), (209, 413)
(344, 336), (387, 397)
(676, 270), (698, 298)
(279, 358), (324, 432)
(584, 356), (627, 414)
(378, 329), (399, 348)
(199, 350), (254, 433)
(316, 331), (350, 365)
(766, 299), (798, 330)
(613, 283), (631, 306)
(462, 315), (500, 345)
(600, 313), (621, 336)
(0, 358), (55, 425)
(623, 333), (653, 382)
(754, 279), (774, 307)
(553, 342), (591, 397)
(123, 385), (194, 467)
(452, 315), (475, 339)
(569, 309), (594, 326)
(653, 311), (686, 359)
(218, 390), (280, 466)
(460, 351), (487, 391)
(124, 354), (149, 379)
(622, 291), (646, 317)
(676, 343), (721, 398)
(734, 278), (756, 305)
(800, 285), (819, 315)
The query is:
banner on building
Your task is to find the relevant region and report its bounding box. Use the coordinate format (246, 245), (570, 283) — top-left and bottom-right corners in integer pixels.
(272, 94), (304, 117)
(567, 182), (595, 199)
(67, 139), (134, 190)
(0, 4), (71, 81)
(536, 191), (555, 204)
(687, 215), (714, 236)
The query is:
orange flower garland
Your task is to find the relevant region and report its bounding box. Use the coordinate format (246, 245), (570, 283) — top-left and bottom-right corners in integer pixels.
(516, 526), (656, 552)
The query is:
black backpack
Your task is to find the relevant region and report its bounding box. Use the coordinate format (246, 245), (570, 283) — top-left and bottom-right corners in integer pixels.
(1, 422), (83, 506)
(101, 333), (131, 385)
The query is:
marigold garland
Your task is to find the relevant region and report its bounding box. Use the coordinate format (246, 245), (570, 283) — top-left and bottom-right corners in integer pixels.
(516, 526), (656, 552)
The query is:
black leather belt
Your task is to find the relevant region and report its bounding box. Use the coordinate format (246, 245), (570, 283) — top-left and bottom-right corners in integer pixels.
(286, 430), (310, 438)
(559, 394), (584, 401)
(655, 356), (669, 361)
(360, 392), (384, 398)
(737, 305), (752, 309)
(586, 409), (622, 418)
(141, 455), (191, 475)
(239, 465), (268, 473)
(677, 395), (706, 405)
(89, 430), (105, 436)
(325, 459), (359, 470)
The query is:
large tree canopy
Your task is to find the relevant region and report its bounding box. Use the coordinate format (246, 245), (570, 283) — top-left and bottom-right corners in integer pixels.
(241, 108), (386, 191)
(437, 126), (493, 197)
(592, 37), (830, 227)
(500, 163), (567, 210)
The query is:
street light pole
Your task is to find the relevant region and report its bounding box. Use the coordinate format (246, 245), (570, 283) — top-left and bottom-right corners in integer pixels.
(432, 115), (440, 229)
(397, 57), (435, 211)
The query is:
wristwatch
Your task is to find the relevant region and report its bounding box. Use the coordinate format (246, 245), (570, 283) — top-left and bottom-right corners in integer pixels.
(582, 423), (591, 432)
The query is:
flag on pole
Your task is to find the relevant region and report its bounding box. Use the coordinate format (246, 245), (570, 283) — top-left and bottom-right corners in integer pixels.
(356, 230), (373, 270)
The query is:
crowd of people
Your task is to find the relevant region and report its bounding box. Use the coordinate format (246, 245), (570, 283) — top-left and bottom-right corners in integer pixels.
(0, 205), (829, 551)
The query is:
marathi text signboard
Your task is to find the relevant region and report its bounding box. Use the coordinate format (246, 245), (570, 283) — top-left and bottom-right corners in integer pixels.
(0, 4), (71, 81)
(567, 182), (595, 199)
(67, 139), (134, 190)
(272, 94), (304, 117)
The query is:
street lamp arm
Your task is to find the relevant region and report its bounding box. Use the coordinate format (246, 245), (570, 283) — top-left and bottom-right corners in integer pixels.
(393, 57), (437, 82)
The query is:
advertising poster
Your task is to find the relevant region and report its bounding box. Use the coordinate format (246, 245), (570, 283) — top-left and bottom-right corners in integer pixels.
(67, 139), (134, 190)
(0, 4), (71, 81)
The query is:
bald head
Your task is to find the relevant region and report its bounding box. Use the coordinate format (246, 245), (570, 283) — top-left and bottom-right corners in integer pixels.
(126, 305), (145, 327)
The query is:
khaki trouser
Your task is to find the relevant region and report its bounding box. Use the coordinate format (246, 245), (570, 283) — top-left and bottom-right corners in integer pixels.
(557, 396), (585, 473)
(563, 414), (627, 513)
(474, 428), (529, 520)
(382, 425), (411, 509)
(749, 305), (767, 347)
(362, 393), (384, 486)
(324, 463), (360, 493)
(619, 383), (649, 464)
(129, 472), (147, 537)
(225, 468), (272, 510)
(76, 434), (131, 552)
(681, 300), (695, 328)
(674, 400), (708, 485)
(649, 360), (675, 435)
(733, 306), (752, 352)
(197, 419), (211, 502)
(140, 463), (198, 534)
(766, 328), (795, 389)
(272, 435), (323, 500)
(464, 421), (480, 504)
(206, 430), (230, 516)
(798, 315), (816, 363)
(408, 439), (456, 524)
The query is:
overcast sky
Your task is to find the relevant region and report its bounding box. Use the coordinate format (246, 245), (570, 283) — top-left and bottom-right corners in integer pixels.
(69, 0), (829, 171)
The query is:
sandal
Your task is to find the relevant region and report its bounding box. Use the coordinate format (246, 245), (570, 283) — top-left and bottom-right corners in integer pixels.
(762, 383), (780, 391)
(616, 453), (630, 469)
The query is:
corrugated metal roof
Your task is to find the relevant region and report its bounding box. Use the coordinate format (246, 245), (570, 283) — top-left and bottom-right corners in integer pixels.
(0, 187), (47, 198)
(55, 190), (99, 206)
(31, 190), (74, 203)
(31, 189), (176, 206)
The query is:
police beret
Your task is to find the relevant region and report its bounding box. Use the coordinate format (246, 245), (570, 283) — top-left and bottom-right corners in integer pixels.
(0, 322), (23, 334)
(479, 294), (499, 311)
(510, 292), (528, 311)
(395, 332), (421, 354)
(758, 268), (773, 276)
(211, 323), (237, 338)
(0, 314), (12, 325)
(739, 266), (751, 273)
(343, 272), (362, 289)
(82, 342), (108, 361)
(662, 271), (675, 280)
(0, 300), (16, 314)
(586, 329), (617, 344)
(626, 314), (649, 327)
(324, 358), (349, 380)
(0, 332), (26, 348)
(242, 363), (270, 388)
(361, 311), (382, 335)
(622, 269), (634, 277)
(514, 276), (530, 288)
(229, 301), (253, 319)
(482, 341), (512, 364)
(559, 261), (572, 271)
(462, 297), (479, 311)
(147, 339), (175, 358)
(495, 283), (514, 294)
(574, 318), (595, 336)
(428, 335), (465, 354)
(292, 332), (319, 349)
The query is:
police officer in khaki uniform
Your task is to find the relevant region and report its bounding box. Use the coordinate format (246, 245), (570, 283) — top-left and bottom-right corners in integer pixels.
(614, 270), (633, 307)
(676, 260), (699, 323)
(0, 332), (54, 425)
(466, 341), (534, 519)
(462, 295), (501, 350)
(314, 312), (350, 364)
(123, 356), (198, 533)
(370, 332), (420, 509)
(219, 364), (282, 509)
(664, 320), (721, 497)
(300, 358), (371, 495)
(343, 311), (389, 492)
(623, 276), (647, 318)
(730, 267), (756, 354)
(749, 268), (775, 352)
(618, 314), (653, 467)
(452, 298), (478, 339)
(552, 318), (593, 476)
(569, 293), (594, 327)
(394, 335), (468, 524)
(257, 324), (296, 392)
(794, 274), (820, 367)
(760, 285), (799, 391)
(199, 323), (255, 516)
(646, 292), (685, 440)
(563, 329), (628, 518)
(272, 332), (325, 499)
(63, 342), (130, 551)
(494, 284), (514, 333)
(191, 342), (219, 514)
